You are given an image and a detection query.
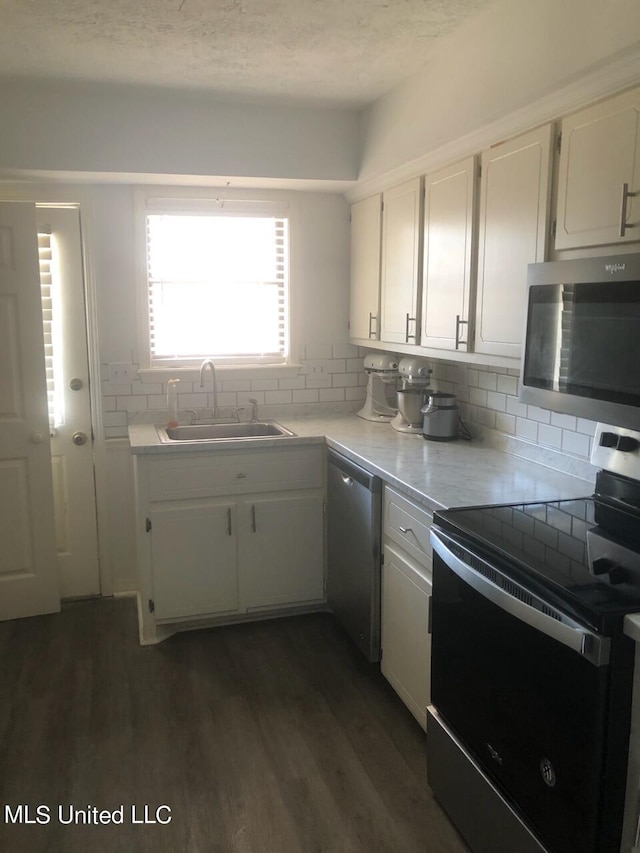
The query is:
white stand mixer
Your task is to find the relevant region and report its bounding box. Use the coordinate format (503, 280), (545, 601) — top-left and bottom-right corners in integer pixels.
(391, 356), (433, 433)
(357, 353), (399, 422)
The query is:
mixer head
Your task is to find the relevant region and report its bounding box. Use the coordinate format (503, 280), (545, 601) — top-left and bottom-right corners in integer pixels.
(398, 356), (432, 386)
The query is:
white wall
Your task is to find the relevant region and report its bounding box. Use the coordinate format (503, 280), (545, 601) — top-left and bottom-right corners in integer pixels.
(359, 0), (640, 183)
(0, 78), (360, 182)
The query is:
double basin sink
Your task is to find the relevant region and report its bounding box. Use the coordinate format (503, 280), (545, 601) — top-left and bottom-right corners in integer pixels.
(157, 421), (295, 443)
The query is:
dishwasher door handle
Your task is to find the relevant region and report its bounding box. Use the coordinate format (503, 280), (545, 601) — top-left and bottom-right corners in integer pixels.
(431, 530), (610, 667)
(341, 474), (354, 486)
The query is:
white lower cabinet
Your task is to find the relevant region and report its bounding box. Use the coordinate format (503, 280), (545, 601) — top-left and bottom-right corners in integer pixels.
(239, 494), (325, 609)
(133, 445), (326, 643)
(381, 486), (433, 731)
(150, 499), (239, 621)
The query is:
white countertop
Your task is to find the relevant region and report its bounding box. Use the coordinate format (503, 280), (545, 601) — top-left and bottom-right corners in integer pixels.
(129, 414), (594, 512)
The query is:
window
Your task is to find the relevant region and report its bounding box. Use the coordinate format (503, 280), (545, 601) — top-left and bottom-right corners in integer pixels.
(38, 229), (64, 431)
(143, 197), (289, 369)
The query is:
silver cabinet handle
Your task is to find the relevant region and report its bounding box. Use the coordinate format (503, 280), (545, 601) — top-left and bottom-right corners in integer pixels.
(368, 312), (378, 339)
(455, 315), (468, 350)
(405, 313), (417, 342)
(399, 526), (413, 534)
(619, 182), (637, 237)
(227, 508), (232, 536)
(251, 505), (257, 533)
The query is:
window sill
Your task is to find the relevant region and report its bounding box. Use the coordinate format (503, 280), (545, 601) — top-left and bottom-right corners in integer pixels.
(137, 363), (303, 383)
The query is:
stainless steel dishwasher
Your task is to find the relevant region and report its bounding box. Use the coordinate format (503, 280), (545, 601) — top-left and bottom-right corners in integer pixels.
(327, 450), (382, 662)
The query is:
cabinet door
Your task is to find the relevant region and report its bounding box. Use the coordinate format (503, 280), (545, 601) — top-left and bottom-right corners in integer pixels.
(150, 501), (238, 620)
(239, 494), (325, 609)
(421, 156), (477, 351)
(475, 124), (553, 359)
(380, 177), (423, 345)
(381, 543), (431, 731)
(556, 87), (640, 249)
(350, 194), (382, 341)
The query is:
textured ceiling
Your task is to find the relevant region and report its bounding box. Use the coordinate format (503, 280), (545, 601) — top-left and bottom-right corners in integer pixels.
(0, 0), (492, 106)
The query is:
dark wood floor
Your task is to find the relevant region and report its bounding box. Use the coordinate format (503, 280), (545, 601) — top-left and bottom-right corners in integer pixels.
(0, 598), (468, 852)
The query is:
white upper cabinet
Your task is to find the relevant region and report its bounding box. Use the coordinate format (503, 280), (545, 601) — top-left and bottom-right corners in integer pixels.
(421, 156), (477, 352)
(349, 193), (382, 341)
(379, 177), (423, 345)
(475, 124), (553, 360)
(555, 87), (640, 250)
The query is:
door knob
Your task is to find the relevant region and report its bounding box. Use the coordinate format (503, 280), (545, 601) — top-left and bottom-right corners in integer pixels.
(72, 431), (88, 446)
(30, 431), (44, 444)
(69, 378), (83, 391)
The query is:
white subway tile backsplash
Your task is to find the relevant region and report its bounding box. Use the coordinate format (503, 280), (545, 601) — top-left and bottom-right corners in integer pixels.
(177, 393), (208, 408)
(576, 418), (597, 436)
(477, 371), (497, 391)
(345, 386), (366, 401)
(104, 383), (132, 397)
(250, 378), (279, 391)
(332, 343), (359, 359)
(495, 412), (516, 434)
(224, 380), (251, 393)
(515, 417), (538, 442)
(104, 411), (128, 427)
(486, 391), (506, 412)
(319, 388), (345, 402)
(469, 387), (488, 407)
(293, 389), (319, 403)
(265, 390), (293, 405)
(551, 412), (577, 431)
(117, 395), (149, 412)
(561, 429), (591, 457)
(497, 374), (518, 395)
(506, 396), (528, 418)
(527, 406), (551, 424)
(332, 373), (360, 388)
(538, 423), (563, 449)
(278, 376), (306, 390)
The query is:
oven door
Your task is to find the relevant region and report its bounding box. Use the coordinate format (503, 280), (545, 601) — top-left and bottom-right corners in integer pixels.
(430, 529), (629, 853)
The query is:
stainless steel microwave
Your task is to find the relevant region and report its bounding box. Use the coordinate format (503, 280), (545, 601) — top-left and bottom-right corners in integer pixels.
(519, 253), (640, 431)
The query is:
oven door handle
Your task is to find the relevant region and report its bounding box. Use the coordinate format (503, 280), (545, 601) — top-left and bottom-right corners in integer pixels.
(432, 532), (610, 667)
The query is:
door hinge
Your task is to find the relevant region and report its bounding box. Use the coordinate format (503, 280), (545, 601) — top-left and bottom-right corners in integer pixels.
(478, 163), (482, 179)
(551, 219), (557, 239)
(145, 517), (152, 533)
(380, 552), (384, 566)
(556, 132), (562, 154)
(148, 598), (155, 614)
(381, 200), (384, 212)
(323, 501), (326, 516)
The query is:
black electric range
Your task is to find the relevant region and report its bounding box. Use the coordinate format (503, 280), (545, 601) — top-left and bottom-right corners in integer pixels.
(427, 423), (640, 853)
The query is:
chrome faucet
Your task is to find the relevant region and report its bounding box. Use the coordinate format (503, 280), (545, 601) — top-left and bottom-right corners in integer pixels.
(199, 359), (219, 420)
(248, 398), (259, 423)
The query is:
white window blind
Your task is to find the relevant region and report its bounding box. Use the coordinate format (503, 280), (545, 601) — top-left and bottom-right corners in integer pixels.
(145, 205), (288, 367)
(38, 230), (64, 431)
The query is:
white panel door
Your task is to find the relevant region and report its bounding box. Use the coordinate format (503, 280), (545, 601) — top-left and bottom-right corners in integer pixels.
(556, 87), (640, 249)
(349, 193), (382, 341)
(421, 156), (477, 351)
(0, 202), (59, 620)
(239, 494), (325, 609)
(38, 207), (100, 598)
(380, 177), (423, 345)
(475, 124), (553, 359)
(150, 500), (239, 620)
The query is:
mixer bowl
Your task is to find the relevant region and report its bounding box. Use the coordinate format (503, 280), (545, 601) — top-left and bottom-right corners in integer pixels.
(397, 388), (428, 426)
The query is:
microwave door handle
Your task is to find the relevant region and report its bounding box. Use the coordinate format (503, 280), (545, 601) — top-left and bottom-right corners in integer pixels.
(431, 532), (610, 667)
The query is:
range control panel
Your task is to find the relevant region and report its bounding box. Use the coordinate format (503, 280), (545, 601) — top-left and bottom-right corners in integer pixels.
(592, 423), (640, 480)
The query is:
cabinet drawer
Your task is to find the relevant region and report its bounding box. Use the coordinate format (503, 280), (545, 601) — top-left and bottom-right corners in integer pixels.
(384, 486), (433, 568)
(147, 446), (324, 501)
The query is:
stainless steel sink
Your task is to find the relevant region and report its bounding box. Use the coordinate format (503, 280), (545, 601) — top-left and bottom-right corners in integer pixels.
(157, 421), (295, 442)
